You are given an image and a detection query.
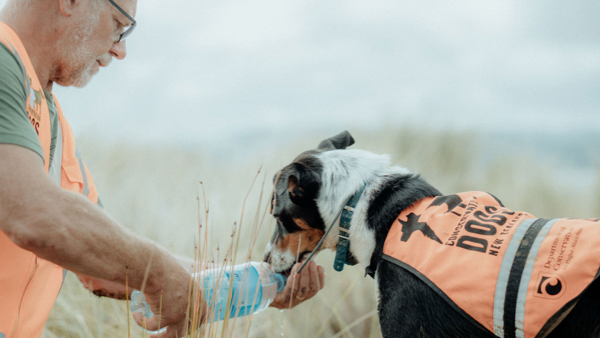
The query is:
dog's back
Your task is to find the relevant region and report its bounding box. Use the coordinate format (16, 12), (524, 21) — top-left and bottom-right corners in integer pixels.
(375, 192), (600, 337)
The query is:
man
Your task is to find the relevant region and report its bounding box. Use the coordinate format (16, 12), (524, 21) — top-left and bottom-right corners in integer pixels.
(0, 0), (325, 337)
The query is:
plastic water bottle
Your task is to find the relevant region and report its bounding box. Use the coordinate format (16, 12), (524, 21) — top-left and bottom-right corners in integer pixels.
(130, 262), (287, 333)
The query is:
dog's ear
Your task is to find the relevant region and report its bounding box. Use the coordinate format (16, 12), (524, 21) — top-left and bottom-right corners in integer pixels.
(317, 130), (355, 151)
(287, 164), (320, 208)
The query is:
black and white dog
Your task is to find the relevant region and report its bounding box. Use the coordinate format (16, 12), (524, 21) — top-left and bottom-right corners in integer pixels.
(263, 131), (600, 338)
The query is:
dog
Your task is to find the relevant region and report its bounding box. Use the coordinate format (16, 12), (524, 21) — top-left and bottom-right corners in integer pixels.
(263, 131), (600, 338)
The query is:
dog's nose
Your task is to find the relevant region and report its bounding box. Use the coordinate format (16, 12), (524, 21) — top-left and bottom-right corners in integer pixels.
(263, 252), (272, 264)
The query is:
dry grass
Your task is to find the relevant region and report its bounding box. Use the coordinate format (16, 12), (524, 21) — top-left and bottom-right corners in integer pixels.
(42, 127), (599, 337)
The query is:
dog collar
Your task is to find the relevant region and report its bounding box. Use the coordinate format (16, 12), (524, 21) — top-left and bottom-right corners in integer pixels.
(296, 182), (368, 274)
(334, 182), (368, 272)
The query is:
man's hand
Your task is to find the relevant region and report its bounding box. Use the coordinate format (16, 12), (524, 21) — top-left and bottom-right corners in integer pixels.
(270, 260), (325, 309)
(82, 264), (207, 337)
(76, 255), (198, 300)
(132, 266), (207, 338)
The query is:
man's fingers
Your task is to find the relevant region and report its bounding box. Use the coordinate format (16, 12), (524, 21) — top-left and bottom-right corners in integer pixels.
(290, 262), (303, 288)
(309, 261), (320, 294)
(132, 310), (144, 327)
(148, 327), (168, 338)
(148, 324), (178, 338)
(164, 325), (181, 338)
(317, 264), (325, 290)
(269, 261), (327, 309)
(132, 311), (162, 332)
(297, 261), (311, 300)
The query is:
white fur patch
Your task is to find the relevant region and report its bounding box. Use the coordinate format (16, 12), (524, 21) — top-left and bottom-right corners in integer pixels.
(269, 246), (298, 273)
(315, 149), (412, 267)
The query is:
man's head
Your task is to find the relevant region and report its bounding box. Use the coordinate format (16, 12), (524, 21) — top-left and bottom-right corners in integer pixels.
(1, 0), (138, 88)
(53, 0), (138, 87)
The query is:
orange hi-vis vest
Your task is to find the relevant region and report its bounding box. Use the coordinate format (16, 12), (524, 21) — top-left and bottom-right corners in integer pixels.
(0, 23), (100, 338)
(382, 191), (600, 338)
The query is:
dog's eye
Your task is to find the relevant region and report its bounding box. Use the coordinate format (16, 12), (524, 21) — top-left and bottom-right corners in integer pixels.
(308, 236), (313, 241)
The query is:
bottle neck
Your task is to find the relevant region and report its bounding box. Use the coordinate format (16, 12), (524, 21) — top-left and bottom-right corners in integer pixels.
(274, 273), (287, 293)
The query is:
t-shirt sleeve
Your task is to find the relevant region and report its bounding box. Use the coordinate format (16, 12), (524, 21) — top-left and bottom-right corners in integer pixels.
(0, 42), (43, 159)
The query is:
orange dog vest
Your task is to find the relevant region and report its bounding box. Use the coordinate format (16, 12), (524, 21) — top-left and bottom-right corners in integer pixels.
(0, 23), (100, 338)
(383, 191), (600, 338)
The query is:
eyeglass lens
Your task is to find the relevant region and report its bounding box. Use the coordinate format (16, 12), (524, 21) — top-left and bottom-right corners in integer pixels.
(107, 0), (136, 42)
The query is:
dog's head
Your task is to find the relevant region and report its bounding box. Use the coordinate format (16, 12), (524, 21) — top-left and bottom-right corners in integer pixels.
(264, 131), (355, 275)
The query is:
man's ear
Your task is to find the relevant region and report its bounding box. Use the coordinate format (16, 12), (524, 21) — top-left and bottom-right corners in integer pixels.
(317, 130), (355, 151)
(59, 0), (80, 17)
(286, 165), (320, 207)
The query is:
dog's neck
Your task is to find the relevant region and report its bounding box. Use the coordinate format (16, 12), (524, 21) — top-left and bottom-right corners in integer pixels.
(314, 149), (441, 274)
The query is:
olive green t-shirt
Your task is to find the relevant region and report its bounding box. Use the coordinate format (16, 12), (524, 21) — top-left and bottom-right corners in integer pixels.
(0, 40), (102, 207)
(0, 41), (45, 160)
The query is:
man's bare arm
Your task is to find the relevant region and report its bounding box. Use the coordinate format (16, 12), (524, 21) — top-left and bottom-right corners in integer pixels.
(77, 255), (196, 299)
(0, 144), (199, 330)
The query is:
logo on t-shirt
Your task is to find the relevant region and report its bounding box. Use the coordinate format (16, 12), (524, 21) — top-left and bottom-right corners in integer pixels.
(26, 82), (43, 134)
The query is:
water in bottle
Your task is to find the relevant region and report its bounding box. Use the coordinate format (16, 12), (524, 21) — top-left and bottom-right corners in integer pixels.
(130, 261), (287, 333)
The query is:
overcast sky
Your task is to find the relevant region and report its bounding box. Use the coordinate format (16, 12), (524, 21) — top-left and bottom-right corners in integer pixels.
(2, 0), (599, 149)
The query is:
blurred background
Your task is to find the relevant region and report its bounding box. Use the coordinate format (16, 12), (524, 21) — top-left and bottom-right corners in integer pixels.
(1, 0), (599, 336)
(57, 0), (600, 191)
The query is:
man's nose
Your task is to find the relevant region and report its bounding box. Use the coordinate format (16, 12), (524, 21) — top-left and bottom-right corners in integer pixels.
(110, 40), (127, 60)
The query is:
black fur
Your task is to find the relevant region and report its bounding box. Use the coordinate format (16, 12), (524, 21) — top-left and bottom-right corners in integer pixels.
(317, 130), (355, 151)
(365, 174), (441, 277)
(272, 153), (325, 234)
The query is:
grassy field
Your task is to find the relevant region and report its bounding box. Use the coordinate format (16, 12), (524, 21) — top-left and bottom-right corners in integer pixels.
(42, 128), (599, 337)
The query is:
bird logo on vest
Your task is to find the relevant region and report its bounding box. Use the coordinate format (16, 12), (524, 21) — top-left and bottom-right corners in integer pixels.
(398, 194), (469, 244)
(398, 213), (442, 244)
(427, 194), (465, 216)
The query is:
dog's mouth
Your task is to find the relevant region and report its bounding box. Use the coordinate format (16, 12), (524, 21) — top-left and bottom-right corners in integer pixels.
(280, 250), (313, 278)
(281, 267), (293, 278)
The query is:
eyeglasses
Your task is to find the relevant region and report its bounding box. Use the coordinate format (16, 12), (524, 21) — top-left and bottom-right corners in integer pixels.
(107, 0), (136, 42)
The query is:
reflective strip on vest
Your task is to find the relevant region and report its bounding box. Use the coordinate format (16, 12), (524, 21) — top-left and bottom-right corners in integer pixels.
(513, 219), (556, 338)
(497, 218), (553, 338)
(74, 148), (89, 197)
(493, 217), (537, 337)
(59, 268), (68, 294)
(48, 120), (63, 186)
